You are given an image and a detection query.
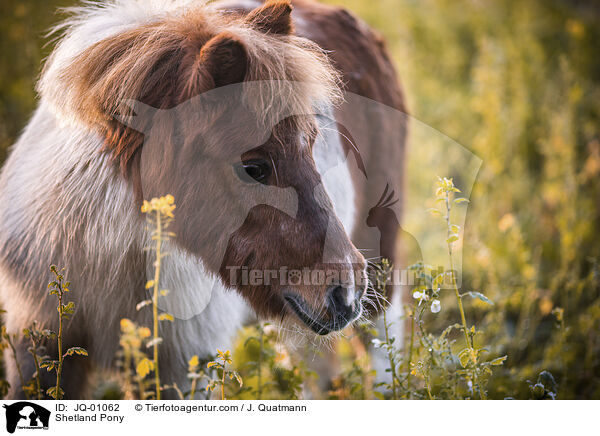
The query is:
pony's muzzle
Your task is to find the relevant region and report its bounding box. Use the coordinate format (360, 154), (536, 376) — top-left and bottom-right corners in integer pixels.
(284, 282), (364, 335)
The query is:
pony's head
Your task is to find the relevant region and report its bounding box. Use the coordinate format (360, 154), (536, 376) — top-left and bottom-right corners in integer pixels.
(41, 0), (366, 334)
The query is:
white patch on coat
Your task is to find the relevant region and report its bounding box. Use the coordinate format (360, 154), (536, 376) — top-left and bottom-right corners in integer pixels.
(313, 111), (356, 236)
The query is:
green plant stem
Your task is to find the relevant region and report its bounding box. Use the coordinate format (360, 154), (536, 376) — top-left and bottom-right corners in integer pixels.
(137, 358), (146, 400)
(257, 325), (264, 400)
(221, 366), (226, 400)
(123, 347), (133, 398)
(29, 337), (42, 400)
(6, 334), (28, 399)
(444, 195), (472, 349)
(171, 383), (184, 400)
(445, 193), (486, 400)
(190, 376), (198, 400)
(152, 212), (162, 400)
(405, 302), (417, 399)
(424, 371), (434, 400)
(55, 285), (64, 399)
(382, 308), (399, 400)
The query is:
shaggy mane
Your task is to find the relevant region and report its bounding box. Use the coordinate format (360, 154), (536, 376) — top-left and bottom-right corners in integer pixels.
(37, 0), (342, 169)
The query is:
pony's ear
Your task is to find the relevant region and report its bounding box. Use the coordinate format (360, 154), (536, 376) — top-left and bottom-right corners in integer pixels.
(245, 0), (294, 35)
(198, 31), (248, 88)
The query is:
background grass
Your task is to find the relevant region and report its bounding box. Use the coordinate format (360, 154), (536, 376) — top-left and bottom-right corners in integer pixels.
(0, 0), (599, 399)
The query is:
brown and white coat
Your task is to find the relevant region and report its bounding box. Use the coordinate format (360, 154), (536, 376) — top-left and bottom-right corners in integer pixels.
(0, 0), (406, 398)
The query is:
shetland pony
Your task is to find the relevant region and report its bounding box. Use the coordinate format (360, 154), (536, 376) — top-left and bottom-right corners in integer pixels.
(0, 0), (406, 398)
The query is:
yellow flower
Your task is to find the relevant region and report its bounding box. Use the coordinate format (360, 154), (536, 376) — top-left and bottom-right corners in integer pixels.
(141, 195), (176, 217)
(188, 355), (199, 370)
(120, 318), (134, 332)
(216, 349), (232, 364)
(138, 327), (151, 338)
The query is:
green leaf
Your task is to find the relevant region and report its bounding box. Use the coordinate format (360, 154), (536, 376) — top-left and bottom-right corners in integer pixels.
(40, 360), (56, 371)
(441, 323), (463, 339)
(46, 386), (64, 399)
(458, 348), (473, 368)
(233, 371), (243, 387)
(432, 273), (445, 288)
(136, 358), (154, 378)
(64, 347), (88, 358)
(463, 291), (494, 305)
(446, 234), (459, 243)
(454, 197), (470, 204)
(373, 391), (385, 400)
(158, 313), (174, 322)
(490, 355), (508, 366)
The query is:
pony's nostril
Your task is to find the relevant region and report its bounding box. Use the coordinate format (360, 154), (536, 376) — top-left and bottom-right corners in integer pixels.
(330, 285), (349, 307)
(327, 284), (360, 315)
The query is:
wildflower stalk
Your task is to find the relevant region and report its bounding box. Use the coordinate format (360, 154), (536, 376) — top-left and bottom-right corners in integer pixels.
(187, 355), (209, 399)
(440, 179), (486, 400)
(382, 308), (399, 400)
(24, 326), (43, 400)
(404, 301), (417, 399)
(189, 372), (198, 399)
(2, 330), (28, 399)
(30, 344), (42, 400)
(170, 383), (185, 400)
(423, 370), (434, 400)
(122, 343), (133, 398)
(220, 362), (226, 400)
(375, 260), (400, 400)
(140, 195), (176, 400)
(45, 266), (87, 399)
(152, 211), (162, 400)
(190, 378), (198, 399)
(120, 319), (153, 399)
(257, 324), (264, 400)
(56, 298), (63, 397)
(206, 350), (242, 401)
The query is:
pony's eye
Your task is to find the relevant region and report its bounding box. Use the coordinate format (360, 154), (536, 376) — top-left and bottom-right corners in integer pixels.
(233, 159), (272, 184)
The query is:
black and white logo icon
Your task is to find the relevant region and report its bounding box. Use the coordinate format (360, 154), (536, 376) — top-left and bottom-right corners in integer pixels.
(3, 402), (50, 433)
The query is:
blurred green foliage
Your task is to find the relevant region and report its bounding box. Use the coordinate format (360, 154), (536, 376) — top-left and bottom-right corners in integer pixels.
(0, 0), (598, 398)
(325, 0), (600, 398)
(0, 0), (72, 161)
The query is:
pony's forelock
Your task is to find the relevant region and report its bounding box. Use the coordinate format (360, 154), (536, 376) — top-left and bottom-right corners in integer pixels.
(38, 0), (342, 147)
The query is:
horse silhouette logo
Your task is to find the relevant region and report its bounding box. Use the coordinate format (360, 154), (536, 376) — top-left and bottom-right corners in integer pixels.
(2, 402), (50, 433)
